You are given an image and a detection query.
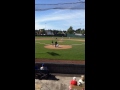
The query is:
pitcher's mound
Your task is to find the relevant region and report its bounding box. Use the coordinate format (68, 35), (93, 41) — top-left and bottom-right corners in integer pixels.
(44, 45), (72, 49)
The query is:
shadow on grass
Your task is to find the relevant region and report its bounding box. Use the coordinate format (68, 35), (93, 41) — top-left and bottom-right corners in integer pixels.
(47, 52), (60, 56)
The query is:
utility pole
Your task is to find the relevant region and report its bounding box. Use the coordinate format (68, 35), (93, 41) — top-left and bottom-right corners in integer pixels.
(80, 23), (81, 34)
(45, 23), (46, 29)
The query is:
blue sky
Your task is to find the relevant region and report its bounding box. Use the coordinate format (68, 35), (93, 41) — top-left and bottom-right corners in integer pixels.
(35, 0), (85, 30)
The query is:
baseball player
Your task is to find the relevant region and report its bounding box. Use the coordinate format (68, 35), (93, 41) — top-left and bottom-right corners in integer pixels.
(55, 41), (58, 47)
(51, 40), (54, 45)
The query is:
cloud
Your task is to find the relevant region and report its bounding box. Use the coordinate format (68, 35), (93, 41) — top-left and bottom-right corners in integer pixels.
(35, 20), (60, 30)
(35, 10), (85, 30)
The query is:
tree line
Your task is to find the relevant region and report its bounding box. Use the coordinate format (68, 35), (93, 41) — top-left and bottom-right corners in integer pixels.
(35, 26), (85, 35)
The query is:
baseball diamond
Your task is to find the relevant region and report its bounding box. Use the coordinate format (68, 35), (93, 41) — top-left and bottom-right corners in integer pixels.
(35, 36), (85, 63)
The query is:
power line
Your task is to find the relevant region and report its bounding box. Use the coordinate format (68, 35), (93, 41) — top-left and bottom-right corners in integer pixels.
(35, 8), (84, 11)
(35, 1), (85, 5)
(35, 1), (85, 11)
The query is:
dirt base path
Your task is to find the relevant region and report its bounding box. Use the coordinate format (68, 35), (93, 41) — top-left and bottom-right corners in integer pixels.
(35, 59), (85, 64)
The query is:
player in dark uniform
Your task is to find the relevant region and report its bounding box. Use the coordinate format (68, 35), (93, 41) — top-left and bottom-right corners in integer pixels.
(55, 41), (57, 47)
(51, 40), (53, 45)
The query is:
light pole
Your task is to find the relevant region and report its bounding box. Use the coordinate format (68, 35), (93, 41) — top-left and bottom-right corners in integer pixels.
(45, 23), (46, 29)
(80, 23), (81, 34)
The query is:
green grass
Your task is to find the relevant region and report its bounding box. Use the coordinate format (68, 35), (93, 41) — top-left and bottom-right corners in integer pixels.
(35, 36), (85, 40)
(35, 36), (85, 60)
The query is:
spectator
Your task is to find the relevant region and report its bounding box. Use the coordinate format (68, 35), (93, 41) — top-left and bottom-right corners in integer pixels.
(69, 77), (77, 90)
(78, 75), (85, 86)
(70, 77), (77, 85)
(40, 63), (48, 70)
(40, 63), (50, 79)
(69, 85), (72, 90)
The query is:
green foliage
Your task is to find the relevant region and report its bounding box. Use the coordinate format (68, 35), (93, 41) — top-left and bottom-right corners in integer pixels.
(81, 29), (85, 35)
(39, 29), (46, 34)
(35, 26), (85, 35)
(67, 26), (74, 34)
(57, 31), (62, 34)
(76, 28), (81, 33)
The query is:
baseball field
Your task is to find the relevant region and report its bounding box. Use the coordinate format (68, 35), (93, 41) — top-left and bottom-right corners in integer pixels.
(35, 36), (85, 61)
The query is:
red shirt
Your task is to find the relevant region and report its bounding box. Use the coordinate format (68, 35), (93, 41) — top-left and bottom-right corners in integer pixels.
(70, 80), (77, 85)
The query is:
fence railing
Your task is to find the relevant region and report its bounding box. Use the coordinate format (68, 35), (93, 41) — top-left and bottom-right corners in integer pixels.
(35, 63), (85, 74)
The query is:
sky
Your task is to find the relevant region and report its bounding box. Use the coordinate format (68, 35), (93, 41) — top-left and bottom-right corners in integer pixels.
(35, 0), (85, 30)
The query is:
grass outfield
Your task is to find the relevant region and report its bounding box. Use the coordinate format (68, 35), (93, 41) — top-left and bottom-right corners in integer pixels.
(35, 36), (85, 40)
(35, 36), (85, 60)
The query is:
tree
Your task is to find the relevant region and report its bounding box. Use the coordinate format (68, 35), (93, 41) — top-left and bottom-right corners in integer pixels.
(39, 29), (46, 34)
(56, 30), (59, 34)
(75, 28), (81, 33)
(63, 30), (67, 34)
(53, 30), (56, 34)
(53, 30), (59, 34)
(81, 29), (85, 35)
(57, 31), (62, 34)
(67, 26), (74, 34)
